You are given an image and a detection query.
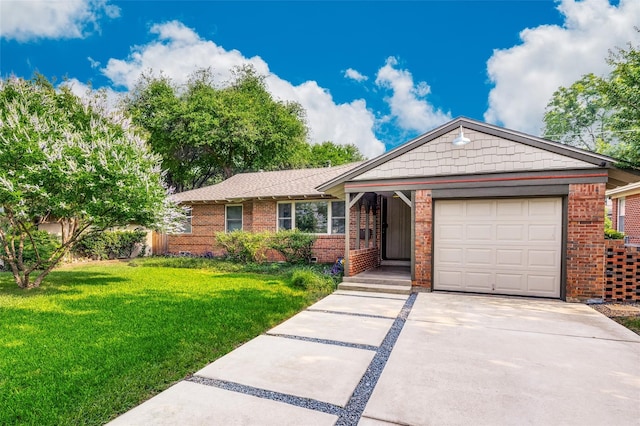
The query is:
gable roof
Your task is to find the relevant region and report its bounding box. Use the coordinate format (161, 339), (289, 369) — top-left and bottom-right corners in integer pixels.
(318, 117), (640, 192)
(172, 162), (362, 203)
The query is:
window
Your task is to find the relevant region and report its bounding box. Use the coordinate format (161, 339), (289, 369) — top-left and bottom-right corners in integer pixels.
(331, 201), (346, 234)
(278, 203), (292, 230)
(618, 198), (626, 232)
(277, 200), (345, 234)
(296, 202), (328, 233)
(178, 208), (192, 234)
(226, 205), (243, 232)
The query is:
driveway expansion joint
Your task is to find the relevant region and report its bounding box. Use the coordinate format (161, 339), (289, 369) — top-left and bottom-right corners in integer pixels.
(266, 333), (378, 351)
(187, 376), (344, 416)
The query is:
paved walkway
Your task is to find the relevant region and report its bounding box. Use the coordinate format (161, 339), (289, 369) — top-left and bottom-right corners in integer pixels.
(109, 291), (640, 425)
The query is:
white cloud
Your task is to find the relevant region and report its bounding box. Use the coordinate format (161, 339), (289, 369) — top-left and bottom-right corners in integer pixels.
(344, 68), (368, 82)
(375, 57), (451, 133)
(102, 21), (385, 158)
(485, 0), (640, 136)
(0, 0), (120, 42)
(60, 78), (123, 112)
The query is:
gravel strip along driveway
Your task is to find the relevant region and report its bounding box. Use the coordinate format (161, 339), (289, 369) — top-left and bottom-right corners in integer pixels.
(185, 293), (417, 425)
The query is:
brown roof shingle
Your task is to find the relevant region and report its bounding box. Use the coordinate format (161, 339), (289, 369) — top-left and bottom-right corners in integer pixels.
(171, 162), (362, 203)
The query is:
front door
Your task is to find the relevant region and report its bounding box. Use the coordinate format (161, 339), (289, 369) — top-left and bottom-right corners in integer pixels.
(383, 196), (411, 260)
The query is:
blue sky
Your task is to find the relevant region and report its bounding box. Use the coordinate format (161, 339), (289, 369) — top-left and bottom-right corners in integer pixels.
(2, 0), (639, 157)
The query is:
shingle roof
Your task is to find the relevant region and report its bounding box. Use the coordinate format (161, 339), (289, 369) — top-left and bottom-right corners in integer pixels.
(171, 162), (363, 203)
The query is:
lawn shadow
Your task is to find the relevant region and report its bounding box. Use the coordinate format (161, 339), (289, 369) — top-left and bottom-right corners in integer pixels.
(0, 270), (130, 298)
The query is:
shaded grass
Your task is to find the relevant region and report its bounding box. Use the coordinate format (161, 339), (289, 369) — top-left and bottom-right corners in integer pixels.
(0, 260), (331, 425)
(614, 317), (640, 335)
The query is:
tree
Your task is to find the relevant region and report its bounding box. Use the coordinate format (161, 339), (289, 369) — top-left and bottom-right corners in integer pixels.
(124, 66), (310, 191)
(306, 141), (366, 167)
(0, 76), (181, 288)
(542, 39), (640, 167)
(542, 74), (612, 152)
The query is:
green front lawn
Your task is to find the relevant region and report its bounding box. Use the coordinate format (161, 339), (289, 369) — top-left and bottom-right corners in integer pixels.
(0, 259), (331, 425)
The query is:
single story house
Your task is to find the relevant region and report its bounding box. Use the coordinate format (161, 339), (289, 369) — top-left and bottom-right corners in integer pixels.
(169, 117), (640, 302)
(606, 182), (640, 245)
(168, 162), (362, 263)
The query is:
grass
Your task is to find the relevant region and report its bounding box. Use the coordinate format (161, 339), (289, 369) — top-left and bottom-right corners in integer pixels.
(0, 258), (335, 425)
(614, 317), (640, 335)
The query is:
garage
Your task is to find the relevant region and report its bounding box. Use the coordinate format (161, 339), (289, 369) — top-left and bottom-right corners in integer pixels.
(433, 198), (562, 298)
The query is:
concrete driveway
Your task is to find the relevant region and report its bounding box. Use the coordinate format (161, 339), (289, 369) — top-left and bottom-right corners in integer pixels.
(110, 291), (640, 426)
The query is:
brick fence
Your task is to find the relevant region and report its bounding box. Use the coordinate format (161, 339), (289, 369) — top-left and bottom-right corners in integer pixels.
(605, 240), (640, 302)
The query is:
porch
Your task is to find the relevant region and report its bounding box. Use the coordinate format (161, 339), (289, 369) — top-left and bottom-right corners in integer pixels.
(339, 263), (412, 295)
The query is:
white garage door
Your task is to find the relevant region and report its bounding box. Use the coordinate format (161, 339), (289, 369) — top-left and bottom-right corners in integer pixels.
(434, 198), (562, 298)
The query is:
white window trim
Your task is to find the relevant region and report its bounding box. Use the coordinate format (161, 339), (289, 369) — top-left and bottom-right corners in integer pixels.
(276, 199), (345, 235)
(617, 197), (626, 232)
(225, 204), (243, 233)
(175, 207), (192, 234)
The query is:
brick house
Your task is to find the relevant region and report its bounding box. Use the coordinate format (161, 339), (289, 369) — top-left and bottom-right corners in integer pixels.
(168, 162), (361, 263)
(169, 117), (639, 301)
(318, 117), (640, 302)
(607, 182), (640, 245)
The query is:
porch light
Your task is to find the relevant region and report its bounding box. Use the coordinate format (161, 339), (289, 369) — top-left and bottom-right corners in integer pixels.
(452, 125), (471, 146)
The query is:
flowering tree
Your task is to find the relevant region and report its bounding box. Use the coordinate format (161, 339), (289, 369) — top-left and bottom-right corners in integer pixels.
(0, 76), (183, 288)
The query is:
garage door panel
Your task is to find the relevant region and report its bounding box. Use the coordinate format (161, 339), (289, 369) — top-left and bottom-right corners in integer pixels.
(496, 199), (525, 217)
(528, 250), (558, 268)
(527, 275), (557, 293)
(465, 248), (493, 266)
(496, 249), (524, 267)
(467, 224), (492, 240)
(528, 225), (559, 242)
(496, 224), (525, 241)
(529, 198), (561, 216)
(495, 273), (525, 291)
(436, 270), (463, 288)
(437, 224), (464, 241)
(437, 247), (463, 265)
(434, 198), (561, 298)
(463, 272), (492, 290)
(466, 201), (493, 216)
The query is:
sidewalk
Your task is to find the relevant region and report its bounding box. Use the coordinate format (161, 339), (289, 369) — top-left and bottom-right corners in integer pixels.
(108, 290), (413, 425)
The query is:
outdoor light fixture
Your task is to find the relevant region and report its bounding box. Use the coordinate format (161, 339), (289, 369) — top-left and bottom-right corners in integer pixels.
(452, 125), (471, 146)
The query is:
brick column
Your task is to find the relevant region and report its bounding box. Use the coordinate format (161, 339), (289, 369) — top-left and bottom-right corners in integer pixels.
(413, 189), (432, 288)
(566, 183), (606, 301)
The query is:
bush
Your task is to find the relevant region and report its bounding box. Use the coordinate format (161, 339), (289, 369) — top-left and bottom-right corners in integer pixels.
(215, 231), (269, 263)
(605, 228), (625, 240)
(269, 230), (317, 264)
(290, 267), (334, 297)
(74, 230), (147, 260)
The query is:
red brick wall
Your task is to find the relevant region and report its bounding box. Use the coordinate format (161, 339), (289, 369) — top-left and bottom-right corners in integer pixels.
(348, 247), (380, 276)
(413, 190), (432, 288)
(349, 196), (381, 250)
(604, 240), (640, 301)
(566, 183), (606, 302)
(168, 204), (225, 255)
(612, 199), (619, 230)
(168, 200), (345, 263)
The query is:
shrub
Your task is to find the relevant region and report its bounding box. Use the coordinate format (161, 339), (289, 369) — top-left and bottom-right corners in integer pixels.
(269, 230), (317, 264)
(605, 228), (625, 240)
(290, 267), (334, 298)
(215, 231), (269, 263)
(74, 230), (147, 260)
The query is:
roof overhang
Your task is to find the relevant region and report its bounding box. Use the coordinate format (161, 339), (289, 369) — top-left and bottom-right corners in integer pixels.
(606, 180), (640, 198)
